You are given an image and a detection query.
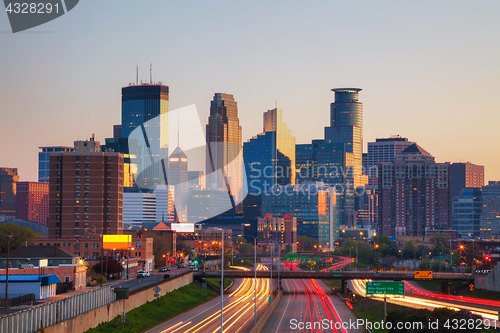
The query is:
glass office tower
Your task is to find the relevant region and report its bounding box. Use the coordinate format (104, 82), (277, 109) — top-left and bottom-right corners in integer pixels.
(324, 88), (364, 189)
(244, 108), (295, 194)
(295, 140), (355, 226)
(206, 93), (243, 204)
(121, 84), (169, 190)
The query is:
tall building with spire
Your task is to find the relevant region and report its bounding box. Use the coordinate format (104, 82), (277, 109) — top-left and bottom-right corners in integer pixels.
(206, 93), (243, 204)
(244, 108), (295, 194)
(169, 147), (188, 222)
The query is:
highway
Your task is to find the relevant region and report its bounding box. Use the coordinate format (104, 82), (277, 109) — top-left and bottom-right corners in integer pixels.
(350, 279), (499, 321)
(263, 261), (364, 333)
(145, 264), (271, 333)
(110, 267), (191, 291)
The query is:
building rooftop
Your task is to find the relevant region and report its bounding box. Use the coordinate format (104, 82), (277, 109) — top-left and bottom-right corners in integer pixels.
(0, 246), (78, 259)
(398, 144), (431, 156)
(331, 88), (362, 93)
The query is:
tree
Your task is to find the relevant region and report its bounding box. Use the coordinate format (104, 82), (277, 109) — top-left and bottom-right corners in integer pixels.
(93, 257), (123, 277)
(403, 240), (417, 260)
(430, 233), (451, 257)
(0, 223), (40, 255)
(297, 235), (318, 251)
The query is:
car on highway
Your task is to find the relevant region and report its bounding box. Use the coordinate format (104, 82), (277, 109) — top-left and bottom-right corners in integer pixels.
(163, 274), (171, 279)
(158, 267), (170, 272)
(137, 270), (150, 278)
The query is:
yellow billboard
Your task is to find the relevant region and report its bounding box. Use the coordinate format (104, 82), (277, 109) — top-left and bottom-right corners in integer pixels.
(103, 235), (132, 250)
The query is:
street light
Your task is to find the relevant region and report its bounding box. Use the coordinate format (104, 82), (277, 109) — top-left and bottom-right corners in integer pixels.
(243, 234), (261, 328)
(4, 234), (12, 309)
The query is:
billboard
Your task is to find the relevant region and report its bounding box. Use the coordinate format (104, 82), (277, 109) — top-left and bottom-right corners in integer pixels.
(103, 235), (132, 250)
(171, 223), (195, 233)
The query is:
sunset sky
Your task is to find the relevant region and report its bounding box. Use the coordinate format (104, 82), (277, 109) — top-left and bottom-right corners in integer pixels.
(1, 0), (499, 182)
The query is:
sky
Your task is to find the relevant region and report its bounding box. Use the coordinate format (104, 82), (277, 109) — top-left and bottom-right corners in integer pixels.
(1, 0), (499, 182)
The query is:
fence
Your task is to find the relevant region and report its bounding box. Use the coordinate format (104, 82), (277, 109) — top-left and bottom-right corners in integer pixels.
(0, 285), (115, 333)
(0, 294), (35, 307)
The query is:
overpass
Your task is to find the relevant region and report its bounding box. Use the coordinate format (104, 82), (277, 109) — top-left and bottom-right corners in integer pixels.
(194, 271), (473, 294)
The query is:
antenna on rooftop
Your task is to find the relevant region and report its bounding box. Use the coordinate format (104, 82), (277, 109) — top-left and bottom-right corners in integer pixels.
(150, 63), (152, 84)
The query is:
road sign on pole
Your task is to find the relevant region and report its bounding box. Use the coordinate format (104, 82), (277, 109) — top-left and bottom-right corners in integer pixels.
(365, 281), (405, 296)
(299, 256), (309, 262)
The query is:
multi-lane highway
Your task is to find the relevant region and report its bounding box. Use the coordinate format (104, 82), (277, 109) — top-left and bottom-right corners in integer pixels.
(146, 264), (271, 333)
(263, 261), (363, 333)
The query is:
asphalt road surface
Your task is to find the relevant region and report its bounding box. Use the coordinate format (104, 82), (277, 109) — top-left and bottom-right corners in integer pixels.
(145, 264), (272, 333)
(110, 267), (190, 291)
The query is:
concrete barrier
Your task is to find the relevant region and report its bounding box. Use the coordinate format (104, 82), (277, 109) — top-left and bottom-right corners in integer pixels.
(249, 290), (282, 333)
(43, 272), (193, 333)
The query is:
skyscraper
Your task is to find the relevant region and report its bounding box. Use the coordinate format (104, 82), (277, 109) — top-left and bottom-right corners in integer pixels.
(366, 136), (414, 186)
(0, 168), (20, 220)
(324, 88), (365, 188)
(244, 108), (296, 194)
(261, 182), (337, 249)
(121, 84), (169, 139)
(449, 162), (485, 202)
(121, 84), (169, 190)
(48, 140), (124, 238)
(295, 140), (355, 226)
(169, 147), (188, 222)
(206, 93), (243, 204)
(378, 144), (450, 237)
(15, 181), (49, 226)
(123, 192), (156, 229)
(38, 146), (74, 182)
(452, 187), (482, 238)
(480, 181), (500, 239)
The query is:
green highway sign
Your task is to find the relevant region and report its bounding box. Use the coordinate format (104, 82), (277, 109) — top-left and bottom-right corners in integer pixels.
(313, 257), (321, 262)
(299, 256), (309, 262)
(333, 274), (341, 277)
(365, 281), (405, 296)
(285, 255), (298, 262)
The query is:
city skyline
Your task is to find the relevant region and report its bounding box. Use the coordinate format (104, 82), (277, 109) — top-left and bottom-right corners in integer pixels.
(1, 1), (499, 183)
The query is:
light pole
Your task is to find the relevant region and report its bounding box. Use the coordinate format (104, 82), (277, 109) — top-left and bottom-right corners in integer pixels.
(4, 234), (12, 309)
(270, 239), (281, 298)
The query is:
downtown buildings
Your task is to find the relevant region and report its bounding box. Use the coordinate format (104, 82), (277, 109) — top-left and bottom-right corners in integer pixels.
(378, 144), (451, 237)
